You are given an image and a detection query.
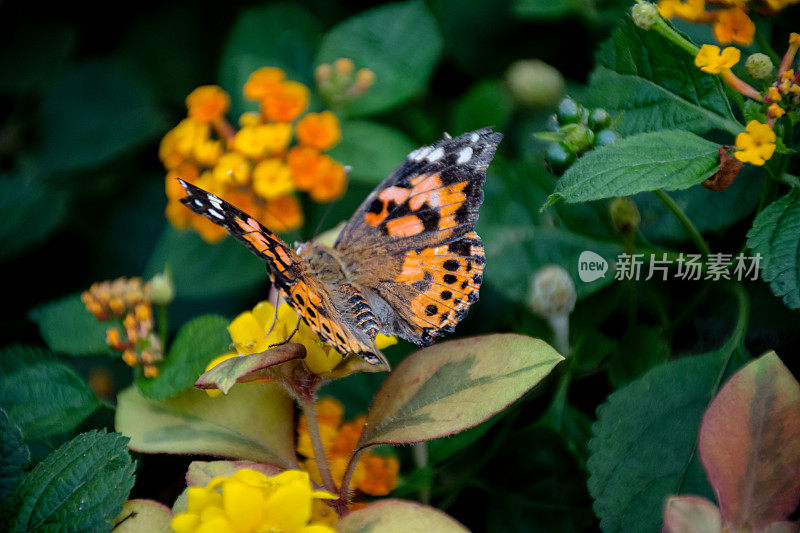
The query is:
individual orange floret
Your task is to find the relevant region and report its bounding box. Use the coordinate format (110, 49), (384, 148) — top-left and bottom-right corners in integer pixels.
(261, 81), (309, 122)
(287, 146), (325, 191)
(357, 454), (400, 496)
(309, 157), (347, 203)
(296, 111), (342, 151)
(261, 195), (304, 232)
(713, 8), (754, 46)
(186, 86), (230, 123)
(244, 67), (285, 100)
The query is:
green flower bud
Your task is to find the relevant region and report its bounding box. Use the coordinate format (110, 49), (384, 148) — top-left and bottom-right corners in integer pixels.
(609, 197), (641, 235)
(589, 108), (611, 130)
(150, 270), (175, 306)
(562, 123), (595, 154)
(556, 97), (582, 125)
(595, 129), (620, 147)
(631, 1), (658, 30)
(545, 114), (560, 132)
(545, 143), (575, 175)
(528, 265), (576, 319)
(506, 59), (566, 108)
(744, 53), (773, 80)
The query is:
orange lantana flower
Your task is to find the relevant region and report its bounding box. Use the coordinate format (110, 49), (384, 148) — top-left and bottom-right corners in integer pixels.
(713, 8), (755, 46)
(297, 111), (342, 151)
(262, 81), (309, 122)
(186, 86), (230, 123)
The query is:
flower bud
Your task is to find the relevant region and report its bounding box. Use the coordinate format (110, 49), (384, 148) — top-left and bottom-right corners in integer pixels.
(609, 197), (641, 235)
(505, 59), (565, 108)
(562, 123), (595, 154)
(150, 270), (175, 305)
(631, 1), (658, 30)
(545, 143), (575, 176)
(528, 265), (576, 319)
(744, 53), (773, 79)
(556, 97), (582, 125)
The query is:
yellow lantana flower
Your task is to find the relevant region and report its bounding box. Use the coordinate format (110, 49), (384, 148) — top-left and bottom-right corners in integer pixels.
(253, 159), (295, 200)
(213, 152), (251, 185)
(767, 103), (785, 119)
(658, 0), (706, 21)
(234, 124), (292, 159)
(712, 8), (754, 46)
(170, 468), (336, 533)
(734, 120), (776, 166)
(694, 44), (740, 74)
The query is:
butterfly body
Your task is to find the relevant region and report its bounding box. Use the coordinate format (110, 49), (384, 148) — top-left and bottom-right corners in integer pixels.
(179, 127), (501, 365)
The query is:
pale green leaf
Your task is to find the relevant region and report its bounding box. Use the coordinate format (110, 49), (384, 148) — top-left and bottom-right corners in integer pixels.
(337, 499), (468, 533)
(5, 430), (135, 533)
(545, 130), (720, 206)
(135, 315), (231, 400)
(359, 334), (562, 448)
(112, 499), (172, 533)
(746, 189), (800, 309)
(316, 0), (443, 117)
(328, 121), (417, 185)
(30, 294), (112, 356)
(115, 384), (296, 469)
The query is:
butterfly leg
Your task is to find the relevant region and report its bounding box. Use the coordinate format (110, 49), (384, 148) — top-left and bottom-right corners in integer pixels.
(269, 315), (301, 348)
(265, 295), (281, 338)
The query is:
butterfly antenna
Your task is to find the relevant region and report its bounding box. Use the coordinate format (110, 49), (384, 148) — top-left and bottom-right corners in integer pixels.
(311, 199), (336, 241)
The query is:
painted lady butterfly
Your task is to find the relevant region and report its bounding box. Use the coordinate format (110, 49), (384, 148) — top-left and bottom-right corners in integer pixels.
(179, 127), (502, 366)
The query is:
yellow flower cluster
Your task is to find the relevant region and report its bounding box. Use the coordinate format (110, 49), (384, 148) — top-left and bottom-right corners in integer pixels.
(297, 398), (400, 497)
(205, 300), (397, 390)
(734, 120), (776, 166)
(161, 68), (349, 243)
(170, 468), (336, 533)
(82, 278), (162, 377)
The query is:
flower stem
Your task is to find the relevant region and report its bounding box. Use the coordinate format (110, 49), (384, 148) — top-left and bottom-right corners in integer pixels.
(339, 446), (365, 508)
(300, 397), (338, 494)
(412, 443), (431, 504)
(652, 189), (711, 256)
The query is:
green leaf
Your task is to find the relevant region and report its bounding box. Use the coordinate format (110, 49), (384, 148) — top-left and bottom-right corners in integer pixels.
(513, 0), (586, 19)
(0, 175), (68, 262)
(145, 226), (266, 299)
(316, 0), (443, 117)
(337, 499), (468, 533)
(135, 315), (231, 400)
(0, 409), (30, 502)
(358, 334), (562, 448)
(5, 430), (135, 533)
(328, 121), (417, 185)
(219, 2), (323, 118)
(607, 326), (671, 387)
(115, 384), (295, 469)
(586, 19), (740, 136)
(545, 130), (720, 207)
(746, 189), (800, 309)
(0, 345), (99, 444)
(111, 499), (172, 533)
(450, 79), (514, 136)
(0, 23), (74, 94)
(30, 294), (112, 356)
(37, 59), (164, 172)
(699, 351), (800, 529)
(587, 350), (747, 532)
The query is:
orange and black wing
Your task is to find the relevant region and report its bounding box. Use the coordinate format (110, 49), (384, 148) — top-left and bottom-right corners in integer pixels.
(178, 179), (384, 364)
(334, 128), (501, 346)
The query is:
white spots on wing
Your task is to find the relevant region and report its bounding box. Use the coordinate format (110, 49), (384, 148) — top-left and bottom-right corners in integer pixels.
(457, 146), (473, 164)
(409, 146), (433, 162)
(443, 132), (452, 139)
(427, 147), (445, 162)
(207, 193), (223, 209)
(208, 208), (225, 220)
(194, 199), (203, 207)
(470, 132), (479, 143)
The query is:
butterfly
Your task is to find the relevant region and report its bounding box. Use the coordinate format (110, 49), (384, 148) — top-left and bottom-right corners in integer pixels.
(179, 127), (502, 366)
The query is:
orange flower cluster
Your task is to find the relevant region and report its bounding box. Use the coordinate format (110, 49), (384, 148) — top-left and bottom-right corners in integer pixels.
(658, 1), (760, 46)
(82, 278), (162, 377)
(297, 398), (399, 497)
(161, 67), (350, 243)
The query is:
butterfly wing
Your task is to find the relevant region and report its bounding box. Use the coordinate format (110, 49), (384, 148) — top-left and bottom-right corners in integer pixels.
(178, 179), (384, 364)
(334, 128), (501, 345)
